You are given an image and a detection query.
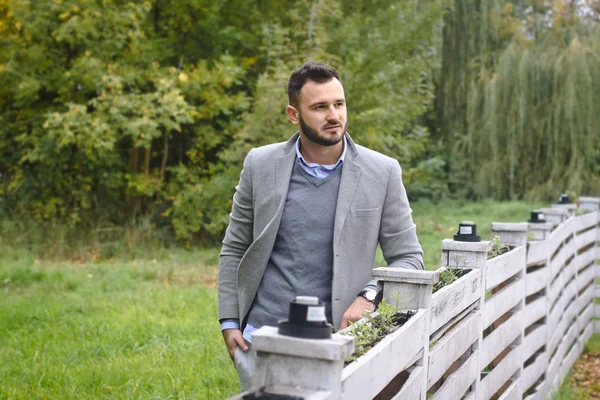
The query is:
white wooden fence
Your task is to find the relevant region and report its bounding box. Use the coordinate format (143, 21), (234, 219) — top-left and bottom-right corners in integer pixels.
(231, 197), (600, 400)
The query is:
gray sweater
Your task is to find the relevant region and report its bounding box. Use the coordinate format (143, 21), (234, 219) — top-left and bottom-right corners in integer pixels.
(246, 161), (342, 328)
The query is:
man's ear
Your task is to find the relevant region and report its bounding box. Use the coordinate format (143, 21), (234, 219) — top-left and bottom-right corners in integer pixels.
(286, 105), (299, 124)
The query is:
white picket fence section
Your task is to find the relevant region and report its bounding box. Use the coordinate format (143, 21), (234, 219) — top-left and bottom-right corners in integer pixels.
(231, 197), (600, 400)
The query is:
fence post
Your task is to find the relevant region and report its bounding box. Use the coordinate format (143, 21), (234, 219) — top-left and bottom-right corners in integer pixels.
(371, 267), (438, 399)
(440, 233), (490, 399)
(373, 268), (438, 310)
(232, 326), (355, 399)
(539, 207), (570, 226)
(492, 222), (536, 398)
(528, 220), (553, 241)
(578, 197), (600, 212)
(551, 194), (577, 217)
(491, 222), (529, 247)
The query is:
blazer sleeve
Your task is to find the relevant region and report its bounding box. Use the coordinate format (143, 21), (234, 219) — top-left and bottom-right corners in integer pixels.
(379, 160), (424, 270)
(218, 150), (255, 322)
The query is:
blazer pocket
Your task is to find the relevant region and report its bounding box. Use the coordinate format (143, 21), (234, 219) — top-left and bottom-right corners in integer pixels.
(351, 207), (380, 217)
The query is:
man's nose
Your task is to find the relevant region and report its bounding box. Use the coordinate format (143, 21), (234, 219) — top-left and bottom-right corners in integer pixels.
(326, 105), (339, 121)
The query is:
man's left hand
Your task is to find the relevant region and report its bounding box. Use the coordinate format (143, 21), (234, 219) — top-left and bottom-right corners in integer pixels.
(339, 296), (376, 330)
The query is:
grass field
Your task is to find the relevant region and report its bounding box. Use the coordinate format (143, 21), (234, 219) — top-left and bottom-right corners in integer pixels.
(1, 200), (598, 399)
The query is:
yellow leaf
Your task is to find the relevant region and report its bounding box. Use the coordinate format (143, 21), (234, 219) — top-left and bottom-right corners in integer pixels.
(178, 72), (188, 82)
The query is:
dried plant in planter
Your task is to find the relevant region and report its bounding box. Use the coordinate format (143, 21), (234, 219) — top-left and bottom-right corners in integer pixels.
(341, 300), (415, 365)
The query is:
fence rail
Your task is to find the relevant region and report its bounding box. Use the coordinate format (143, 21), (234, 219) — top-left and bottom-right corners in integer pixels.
(231, 197), (600, 400)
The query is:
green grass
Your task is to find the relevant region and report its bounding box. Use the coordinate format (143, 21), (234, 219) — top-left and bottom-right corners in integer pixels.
(0, 199), (596, 398)
(0, 249), (237, 399)
(377, 199), (546, 270)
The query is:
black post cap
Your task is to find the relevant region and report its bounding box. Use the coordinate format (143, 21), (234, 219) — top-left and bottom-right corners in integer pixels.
(278, 296), (332, 339)
(558, 194), (571, 204)
(453, 221), (481, 242)
(528, 210), (546, 223)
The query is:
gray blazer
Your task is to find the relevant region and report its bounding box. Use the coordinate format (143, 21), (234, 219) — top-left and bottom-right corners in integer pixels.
(218, 133), (423, 329)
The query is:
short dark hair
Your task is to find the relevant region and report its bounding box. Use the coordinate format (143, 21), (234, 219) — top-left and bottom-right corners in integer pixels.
(288, 62), (341, 107)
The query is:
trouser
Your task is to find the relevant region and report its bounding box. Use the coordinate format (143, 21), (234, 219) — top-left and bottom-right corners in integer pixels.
(234, 345), (257, 392)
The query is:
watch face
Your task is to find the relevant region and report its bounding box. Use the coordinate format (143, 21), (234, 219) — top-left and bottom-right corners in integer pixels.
(364, 290), (376, 301)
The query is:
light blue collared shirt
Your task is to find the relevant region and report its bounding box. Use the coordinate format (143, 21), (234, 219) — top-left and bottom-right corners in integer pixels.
(220, 135), (348, 340)
(295, 135), (347, 179)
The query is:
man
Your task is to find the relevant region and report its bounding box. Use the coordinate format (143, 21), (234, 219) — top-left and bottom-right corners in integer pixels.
(218, 61), (423, 390)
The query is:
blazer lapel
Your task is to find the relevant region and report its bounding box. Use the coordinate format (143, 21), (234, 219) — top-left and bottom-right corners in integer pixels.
(274, 133), (298, 209)
(334, 135), (361, 247)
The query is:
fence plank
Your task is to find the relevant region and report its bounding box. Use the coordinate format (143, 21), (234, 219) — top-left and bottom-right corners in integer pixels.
(526, 241), (548, 266)
(525, 266), (548, 296)
(575, 246), (596, 273)
(341, 310), (427, 400)
(427, 311), (479, 388)
(497, 378), (522, 400)
(429, 270), (481, 333)
(595, 303), (600, 319)
(522, 323), (546, 361)
(485, 246), (525, 291)
(559, 340), (582, 385)
(482, 279), (524, 329)
(523, 297), (547, 331)
(564, 278), (578, 309)
(480, 345), (522, 400)
(523, 383), (547, 400)
(573, 212), (599, 232)
(548, 275), (563, 307)
(548, 218), (576, 254)
(551, 323), (579, 380)
(577, 285), (595, 317)
(595, 319), (600, 334)
(548, 290), (578, 354)
(548, 314), (573, 358)
(480, 311), (522, 368)
(574, 228), (597, 252)
(580, 320), (593, 344)
(550, 246), (574, 282)
(548, 292), (565, 333)
(546, 355), (560, 396)
(523, 352), (548, 394)
(579, 247), (596, 269)
(428, 350), (478, 400)
(393, 365), (425, 400)
(575, 261), (595, 293)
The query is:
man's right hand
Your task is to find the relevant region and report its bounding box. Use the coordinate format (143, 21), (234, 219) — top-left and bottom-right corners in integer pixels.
(222, 328), (249, 361)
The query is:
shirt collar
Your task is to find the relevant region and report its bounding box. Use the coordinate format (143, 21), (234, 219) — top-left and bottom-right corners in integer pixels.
(295, 135), (347, 168)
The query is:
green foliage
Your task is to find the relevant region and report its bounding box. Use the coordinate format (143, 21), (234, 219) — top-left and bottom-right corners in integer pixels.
(487, 234), (510, 259)
(436, 0), (600, 200)
(432, 268), (470, 292)
(0, 0), (447, 240)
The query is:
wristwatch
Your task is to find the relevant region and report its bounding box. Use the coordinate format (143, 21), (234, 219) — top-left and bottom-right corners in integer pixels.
(358, 288), (378, 305)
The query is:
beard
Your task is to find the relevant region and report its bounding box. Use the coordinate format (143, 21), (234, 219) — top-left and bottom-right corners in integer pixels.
(299, 114), (346, 147)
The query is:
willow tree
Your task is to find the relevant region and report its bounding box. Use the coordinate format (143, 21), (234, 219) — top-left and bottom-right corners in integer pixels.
(437, 0), (600, 199)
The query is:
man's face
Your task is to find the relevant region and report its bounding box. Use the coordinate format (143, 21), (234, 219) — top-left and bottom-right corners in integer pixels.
(294, 78), (347, 147)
